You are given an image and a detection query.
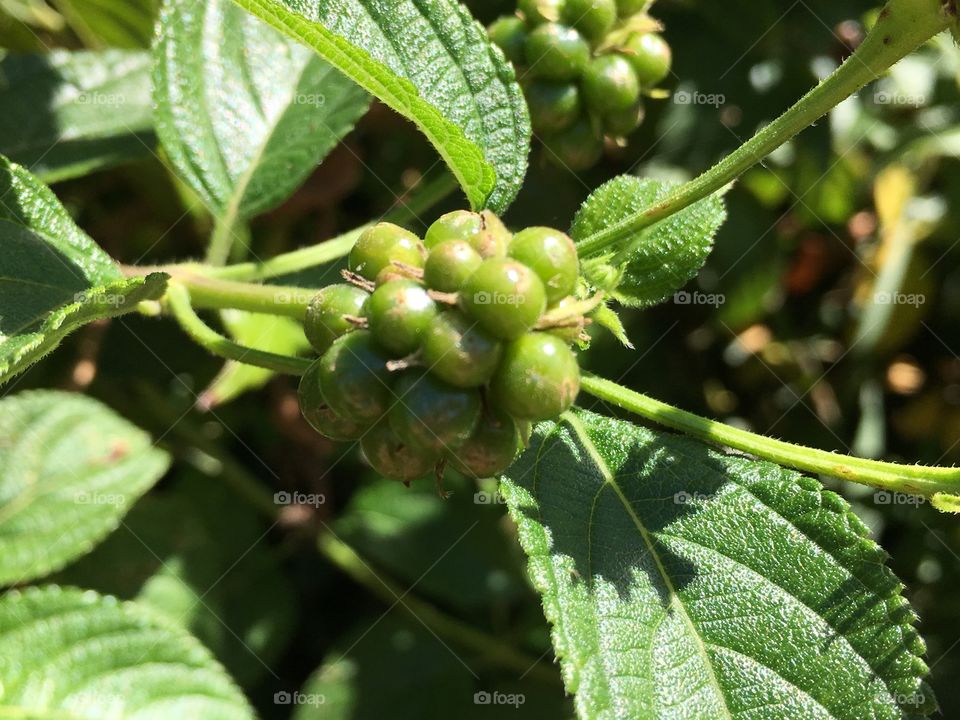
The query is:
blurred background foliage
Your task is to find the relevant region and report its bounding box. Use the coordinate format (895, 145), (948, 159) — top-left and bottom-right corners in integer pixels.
(2, 0), (959, 716)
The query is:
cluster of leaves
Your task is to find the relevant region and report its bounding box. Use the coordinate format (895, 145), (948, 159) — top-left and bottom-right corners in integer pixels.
(0, 0), (955, 717)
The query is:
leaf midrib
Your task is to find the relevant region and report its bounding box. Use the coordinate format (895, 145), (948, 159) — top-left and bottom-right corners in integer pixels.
(564, 413), (735, 720)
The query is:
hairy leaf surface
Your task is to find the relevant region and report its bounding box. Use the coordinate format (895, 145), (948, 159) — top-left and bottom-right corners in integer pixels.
(571, 176), (727, 307)
(229, 0), (530, 212)
(0, 586), (254, 718)
(501, 409), (935, 720)
(0, 391), (170, 586)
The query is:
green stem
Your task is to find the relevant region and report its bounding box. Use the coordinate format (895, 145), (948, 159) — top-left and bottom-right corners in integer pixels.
(166, 283), (313, 375)
(576, 0), (954, 257)
(209, 171), (460, 282)
(317, 533), (559, 684)
(170, 270), (316, 318)
(580, 373), (960, 500)
(206, 214), (249, 267)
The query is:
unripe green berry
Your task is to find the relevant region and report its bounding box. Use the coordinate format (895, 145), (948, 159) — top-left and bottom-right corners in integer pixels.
(362, 420), (439, 482)
(389, 372), (481, 452)
(490, 333), (580, 420)
(544, 117), (603, 171)
(488, 16), (528, 67)
(525, 24), (590, 81)
(620, 32), (671, 86)
(462, 258), (547, 340)
(318, 331), (393, 422)
(615, 0), (648, 17)
(448, 412), (522, 479)
(526, 81), (581, 134)
(603, 100), (645, 137)
(519, 0), (566, 25)
(582, 54), (641, 115)
(421, 310), (502, 388)
(349, 222), (425, 281)
(423, 240), (483, 293)
(303, 284), (368, 354)
(424, 210), (510, 258)
(562, 0), (617, 43)
(298, 363), (369, 441)
(365, 279), (437, 357)
(508, 227), (579, 304)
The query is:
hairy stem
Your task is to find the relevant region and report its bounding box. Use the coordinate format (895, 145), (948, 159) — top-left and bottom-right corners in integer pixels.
(209, 171), (459, 282)
(167, 283), (313, 375)
(576, 0), (954, 257)
(580, 373), (960, 500)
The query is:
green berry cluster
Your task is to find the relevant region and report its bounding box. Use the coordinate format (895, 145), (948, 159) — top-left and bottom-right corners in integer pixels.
(489, 0), (672, 170)
(297, 211), (584, 484)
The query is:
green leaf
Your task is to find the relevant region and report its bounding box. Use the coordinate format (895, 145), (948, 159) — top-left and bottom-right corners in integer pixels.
(0, 157), (168, 384)
(0, 585), (254, 719)
(198, 309), (310, 409)
(0, 50), (155, 182)
(56, 0), (159, 48)
(228, 0), (530, 213)
(153, 0), (371, 228)
(501, 409), (935, 720)
(570, 176), (727, 308)
(56, 474), (296, 686)
(0, 391), (170, 586)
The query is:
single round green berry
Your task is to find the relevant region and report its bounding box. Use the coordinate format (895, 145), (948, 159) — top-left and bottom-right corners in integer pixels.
(423, 240), (483, 293)
(527, 81), (582, 134)
(490, 333), (580, 420)
(421, 310), (502, 388)
(525, 24), (590, 81)
(615, 0), (648, 17)
(389, 372), (481, 452)
(318, 331), (393, 422)
(349, 222), (425, 281)
(519, 0), (566, 25)
(562, 0), (617, 43)
(303, 284), (369, 354)
(462, 258), (547, 340)
(365, 279), (437, 357)
(544, 117), (604, 171)
(582, 54), (641, 115)
(508, 227), (579, 304)
(448, 412), (522, 479)
(488, 16), (528, 67)
(620, 32), (671, 86)
(361, 421), (439, 482)
(424, 210), (510, 258)
(603, 100), (645, 137)
(298, 363), (369, 441)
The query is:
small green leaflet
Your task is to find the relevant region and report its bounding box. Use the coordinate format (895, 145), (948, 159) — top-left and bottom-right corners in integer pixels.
(0, 586), (254, 719)
(0, 391), (170, 586)
(153, 0), (371, 235)
(571, 176), (727, 307)
(0, 157), (167, 384)
(229, 0), (531, 213)
(501, 409), (935, 720)
(0, 50), (155, 182)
